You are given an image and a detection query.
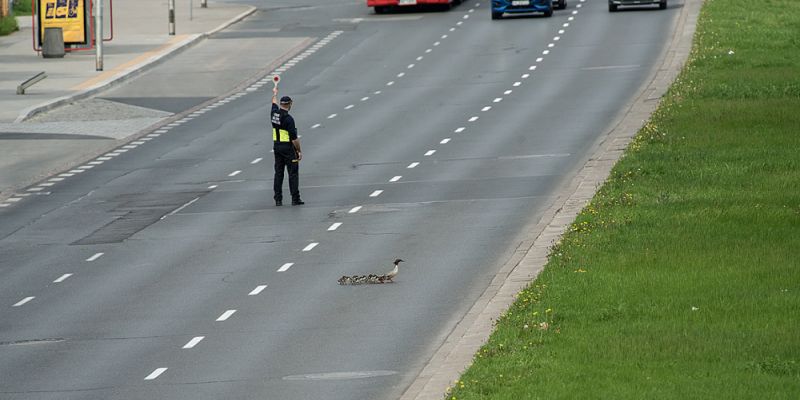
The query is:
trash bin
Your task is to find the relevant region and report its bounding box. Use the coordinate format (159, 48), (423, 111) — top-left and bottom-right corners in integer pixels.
(42, 27), (65, 58)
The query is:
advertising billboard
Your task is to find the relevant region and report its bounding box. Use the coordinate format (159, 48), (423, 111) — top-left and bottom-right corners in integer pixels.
(38, 0), (87, 46)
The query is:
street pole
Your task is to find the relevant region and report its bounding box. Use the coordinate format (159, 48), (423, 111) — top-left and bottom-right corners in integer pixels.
(95, 0), (103, 71)
(168, 0), (175, 35)
(201, 0), (207, 8)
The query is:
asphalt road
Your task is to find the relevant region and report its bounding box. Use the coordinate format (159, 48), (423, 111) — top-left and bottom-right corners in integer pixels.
(0, 0), (682, 399)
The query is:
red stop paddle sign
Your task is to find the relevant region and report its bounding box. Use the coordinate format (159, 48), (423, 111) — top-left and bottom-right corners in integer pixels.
(273, 75), (281, 85)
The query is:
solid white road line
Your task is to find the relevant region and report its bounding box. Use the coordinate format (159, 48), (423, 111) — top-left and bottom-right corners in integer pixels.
(390, 176), (402, 182)
(145, 368), (168, 380)
(183, 336), (205, 349)
(216, 310), (237, 321)
(328, 222), (342, 231)
(278, 262), (294, 272)
(349, 206), (362, 214)
(86, 253), (104, 262)
(249, 285), (268, 296)
(303, 243), (319, 252)
(370, 190), (384, 197)
(54, 273), (73, 283)
(13, 297), (35, 307)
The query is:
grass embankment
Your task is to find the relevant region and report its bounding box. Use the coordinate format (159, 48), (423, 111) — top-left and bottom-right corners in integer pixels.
(448, 0), (800, 398)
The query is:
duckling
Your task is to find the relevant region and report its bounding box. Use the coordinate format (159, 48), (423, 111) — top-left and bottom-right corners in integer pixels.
(337, 258), (405, 285)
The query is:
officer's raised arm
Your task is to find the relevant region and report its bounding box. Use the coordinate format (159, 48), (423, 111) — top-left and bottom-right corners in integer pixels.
(272, 86), (279, 105)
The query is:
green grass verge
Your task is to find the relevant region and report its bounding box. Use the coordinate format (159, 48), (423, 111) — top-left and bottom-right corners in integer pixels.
(447, 0), (800, 398)
(13, 0), (33, 16)
(0, 14), (18, 36)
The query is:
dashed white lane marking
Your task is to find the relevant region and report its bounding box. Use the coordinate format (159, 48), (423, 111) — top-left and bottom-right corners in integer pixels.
(27, 187), (44, 192)
(433, 41), (441, 46)
(455, 127), (465, 133)
(0, 203), (10, 208)
(481, 106), (492, 112)
(462, 14), (469, 19)
(493, 98), (503, 103)
(370, 190), (384, 197)
(568, 16), (574, 21)
(328, 114), (338, 119)
(536, 57), (544, 62)
(543, 50), (550, 55)
(572, 10), (578, 14)
(424, 150), (436, 156)
(251, 158), (263, 164)
(522, 74), (531, 79)
(425, 48), (432, 53)
(449, 28), (455, 32)
(417, 56), (424, 61)
(564, 23), (570, 27)
(216, 310), (237, 322)
(529, 65), (537, 71)
(559, 29), (565, 34)
(390, 176), (402, 182)
(132, 141), (146, 145)
(86, 252), (104, 262)
(345, 104), (355, 110)
(387, 81), (395, 86)
(349, 206), (362, 214)
(397, 73), (406, 78)
(504, 90), (513, 95)
(98, 157), (112, 161)
(145, 368), (168, 381)
(228, 170), (241, 177)
(440, 138), (451, 144)
(469, 116), (479, 122)
(122, 145), (137, 149)
(554, 36), (560, 41)
(311, 123), (321, 129)
(328, 222), (343, 231)
(249, 285), (268, 296)
(441, 34), (448, 39)
(548, 43), (555, 48)
(183, 336), (205, 349)
(7, 197), (22, 202)
(513, 82), (522, 87)
(361, 96), (370, 101)
(302, 242), (319, 252)
(59, 173), (75, 177)
(208, 185), (218, 189)
(13, 297), (35, 307)
(78, 165), (95, 169)
(68, 169), (84, 173)
(155, 129), (168, 134)
(39, 182), (55, 187)
(278, 263), (294, 272)
(457, 21), (463, 25)
(54, 273), (73, 283)
(407, 162), (420, 169)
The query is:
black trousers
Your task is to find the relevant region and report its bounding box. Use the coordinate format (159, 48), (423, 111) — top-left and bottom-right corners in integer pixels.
(273, 146), (300, 202)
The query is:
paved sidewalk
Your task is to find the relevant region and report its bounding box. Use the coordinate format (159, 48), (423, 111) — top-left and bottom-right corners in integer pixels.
(0, 0), (262, 199)
(0, 0), (255, 123)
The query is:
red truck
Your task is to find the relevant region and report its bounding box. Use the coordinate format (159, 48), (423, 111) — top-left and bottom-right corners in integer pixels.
(367, 0), (461, 14)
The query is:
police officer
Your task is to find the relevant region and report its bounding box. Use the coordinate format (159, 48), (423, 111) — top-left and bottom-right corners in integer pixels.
(271, 86), (303, 206)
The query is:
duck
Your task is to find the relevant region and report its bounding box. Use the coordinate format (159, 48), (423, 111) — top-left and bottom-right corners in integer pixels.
(338, 258), (404, 285)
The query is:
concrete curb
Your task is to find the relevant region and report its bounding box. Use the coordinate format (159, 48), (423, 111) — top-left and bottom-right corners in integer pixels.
(14, 5), (258, 123)
(398, 1), (703, 399)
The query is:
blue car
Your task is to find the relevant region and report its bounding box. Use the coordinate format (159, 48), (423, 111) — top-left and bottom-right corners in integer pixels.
(491, 0), (553, 19)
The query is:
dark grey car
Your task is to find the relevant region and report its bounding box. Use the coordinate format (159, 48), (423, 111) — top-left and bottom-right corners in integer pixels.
(609, 0), (666, 11)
